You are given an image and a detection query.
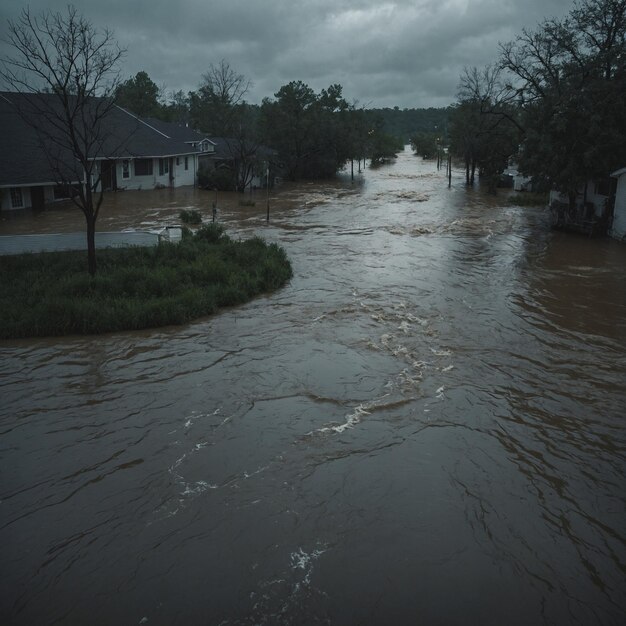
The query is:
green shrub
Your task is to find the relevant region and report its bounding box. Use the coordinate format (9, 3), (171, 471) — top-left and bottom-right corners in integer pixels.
(194, 223), (228, 244)
(197, 165), (236, 191)
(179, 209), (202, 224)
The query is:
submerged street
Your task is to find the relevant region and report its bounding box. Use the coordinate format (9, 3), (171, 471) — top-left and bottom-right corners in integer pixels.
(1, 148), (625, 625)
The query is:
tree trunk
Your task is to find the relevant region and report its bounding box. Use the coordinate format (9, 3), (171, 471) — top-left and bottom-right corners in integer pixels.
(86, 215), (97, 276)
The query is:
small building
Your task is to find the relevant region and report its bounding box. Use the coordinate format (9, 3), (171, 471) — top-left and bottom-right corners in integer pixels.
(503, 164), (533, 192)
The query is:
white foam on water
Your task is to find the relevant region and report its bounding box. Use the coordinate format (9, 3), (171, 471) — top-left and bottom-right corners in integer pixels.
(181, 480), (218, 496)
(243, 465), (268, 479)
(315, 403), (371, 434)
(290, 546), (327, 572)
(431, 348), (452, 357)
(184, 407), (221, 429)
(441, 365), (454, 372)
(398, 320), (411, 333)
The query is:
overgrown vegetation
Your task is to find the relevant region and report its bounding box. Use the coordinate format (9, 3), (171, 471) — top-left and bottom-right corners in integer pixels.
(197, 164), (236, 191)
(0, 228), (292, 339)
(410, 132), (439, 159)
(179, 209), (202, 224)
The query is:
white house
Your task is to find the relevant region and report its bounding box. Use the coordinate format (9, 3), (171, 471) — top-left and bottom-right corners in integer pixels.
(548, 176), (617, 236)
(504, 163), (533, 192)
(0, 92), (208, 211)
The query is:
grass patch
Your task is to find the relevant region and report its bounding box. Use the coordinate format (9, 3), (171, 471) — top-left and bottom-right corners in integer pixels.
(1, 229), (292, 339)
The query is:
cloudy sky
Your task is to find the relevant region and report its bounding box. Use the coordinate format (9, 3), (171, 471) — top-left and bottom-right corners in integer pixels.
(1, 0), (574, 108)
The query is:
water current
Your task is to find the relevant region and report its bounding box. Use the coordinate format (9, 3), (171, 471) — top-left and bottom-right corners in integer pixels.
(1, 149), (625, 625)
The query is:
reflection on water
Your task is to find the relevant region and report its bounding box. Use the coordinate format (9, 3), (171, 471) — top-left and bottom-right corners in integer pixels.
(1, 149), (625, 625)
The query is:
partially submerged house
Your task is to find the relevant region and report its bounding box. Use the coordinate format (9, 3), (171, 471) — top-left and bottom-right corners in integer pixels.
(0, 92), (208, 211)
(549, 176), (618, 237)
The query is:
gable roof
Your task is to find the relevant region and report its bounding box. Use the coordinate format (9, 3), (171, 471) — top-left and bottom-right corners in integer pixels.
(140, 117), (214, 144)
(0, 92), (201, 187)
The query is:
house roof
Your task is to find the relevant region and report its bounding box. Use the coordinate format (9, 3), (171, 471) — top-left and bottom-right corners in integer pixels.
(611, 167), (626, 178)
(0, 93), (80, 186)
(140, 117), (213, 144)
(0, 92), (201, 187)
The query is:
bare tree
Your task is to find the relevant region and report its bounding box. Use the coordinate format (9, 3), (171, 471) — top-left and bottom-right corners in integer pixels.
(1, 5), (124, 275)
(191, 59), (251, 135)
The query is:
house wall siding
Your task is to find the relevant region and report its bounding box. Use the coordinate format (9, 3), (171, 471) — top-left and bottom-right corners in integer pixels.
(550, 183), (610, 217)
(112, 157), (197, 190)
(611, 174), (626, 240)
(1, 185), (79, 210)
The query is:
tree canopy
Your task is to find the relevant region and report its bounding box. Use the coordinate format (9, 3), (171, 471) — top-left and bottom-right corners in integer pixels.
(500, 0), (626, 198)
(115, 71), (161, 117)
(450, 0), (626, 197)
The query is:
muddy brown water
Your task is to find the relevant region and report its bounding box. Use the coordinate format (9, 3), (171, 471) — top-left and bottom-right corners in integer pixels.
(1, 149), (625, 625)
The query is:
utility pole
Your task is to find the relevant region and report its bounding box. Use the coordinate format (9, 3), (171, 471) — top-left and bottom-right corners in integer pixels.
(266, 164), (270, 223)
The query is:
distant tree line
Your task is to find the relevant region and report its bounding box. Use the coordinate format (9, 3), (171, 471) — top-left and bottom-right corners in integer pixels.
(369, 107), (450, 142)
(115, 67), (434, 182)
(447, 0), (626, 197)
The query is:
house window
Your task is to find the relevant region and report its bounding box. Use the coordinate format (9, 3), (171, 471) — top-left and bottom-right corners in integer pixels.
(122, 160), (130, 179)
(134, 159), (153, 176)
(159, 158), (169, 176)
(10, 188), (23, 208)
(594, 178), (615, 197)
(185, 156), (189, 171)
(176, 157), (180, 166)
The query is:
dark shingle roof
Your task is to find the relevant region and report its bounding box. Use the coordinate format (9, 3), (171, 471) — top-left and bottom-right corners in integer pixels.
(0, 93), (79, 185)
(0, 92), (201, 187)
(140, 117), (211, 144)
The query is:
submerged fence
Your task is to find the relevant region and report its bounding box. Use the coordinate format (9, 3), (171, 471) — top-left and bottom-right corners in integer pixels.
(0, 229), (181, 256)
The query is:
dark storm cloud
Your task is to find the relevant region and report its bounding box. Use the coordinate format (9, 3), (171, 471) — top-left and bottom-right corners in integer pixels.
(1, 0), (574, 107)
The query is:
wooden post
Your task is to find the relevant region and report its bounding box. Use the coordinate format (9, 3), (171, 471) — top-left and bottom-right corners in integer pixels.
(448, 154), (452, 188)
(266, 166), (270, 223)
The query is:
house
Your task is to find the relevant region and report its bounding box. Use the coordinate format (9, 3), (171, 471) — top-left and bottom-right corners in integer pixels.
(610, 167), (626, 240)
(507, 164), (533, 192)
(0, 92), (207, 211)
(549, 176), (617, 236)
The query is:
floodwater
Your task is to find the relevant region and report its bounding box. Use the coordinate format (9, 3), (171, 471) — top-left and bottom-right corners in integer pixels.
(1, 149), (625, 625)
